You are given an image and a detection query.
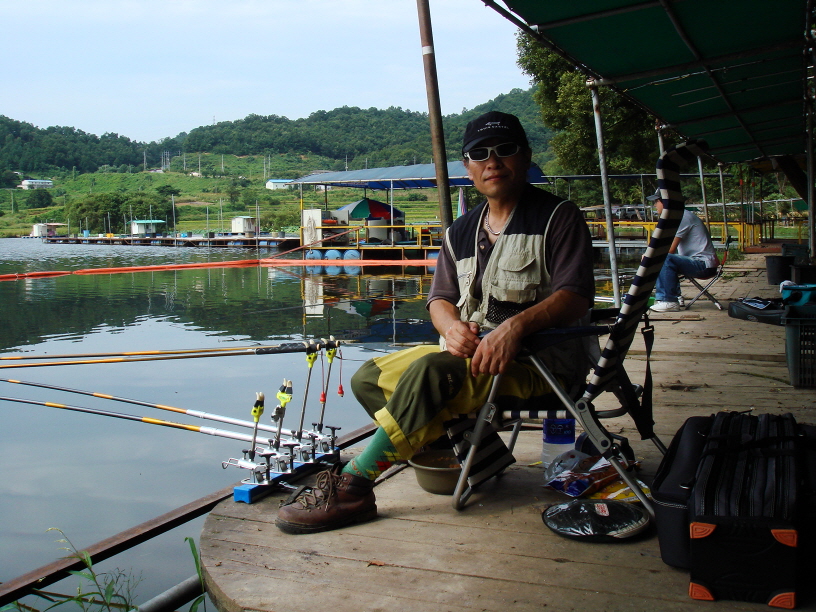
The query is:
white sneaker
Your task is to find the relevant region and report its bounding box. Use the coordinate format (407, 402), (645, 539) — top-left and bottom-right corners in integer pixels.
(650, 301), (681, 312)
(677, 296), (685, 308)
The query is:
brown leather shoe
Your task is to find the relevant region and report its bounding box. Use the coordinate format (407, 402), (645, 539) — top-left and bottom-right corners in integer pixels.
(276, 464), (377, 534)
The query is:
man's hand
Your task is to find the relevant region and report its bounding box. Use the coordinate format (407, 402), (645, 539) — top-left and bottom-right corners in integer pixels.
(444, 320), (481, 358)
(469, 320), (522, 376)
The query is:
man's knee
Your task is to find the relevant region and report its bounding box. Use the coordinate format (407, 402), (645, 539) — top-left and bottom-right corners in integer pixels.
(400, 351), (467, 401)
(351, 359), (387, 419)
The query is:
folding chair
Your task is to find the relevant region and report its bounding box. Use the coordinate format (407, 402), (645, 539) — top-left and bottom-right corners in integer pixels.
(449, 140), (709, 518)
(681, 235), (733, 310)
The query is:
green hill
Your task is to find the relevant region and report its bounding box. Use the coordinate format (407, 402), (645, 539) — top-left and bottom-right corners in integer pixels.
(0, 87), (552, 178)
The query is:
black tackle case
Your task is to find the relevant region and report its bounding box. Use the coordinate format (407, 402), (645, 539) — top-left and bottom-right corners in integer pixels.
(652, 412), (816, 609)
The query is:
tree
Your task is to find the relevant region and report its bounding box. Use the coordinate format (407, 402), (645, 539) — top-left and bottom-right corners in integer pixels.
(63, 192), (169, 234)
(156, 184), (181, 198)
(26, 189), (54, 208)
(1, 170), (17, 188)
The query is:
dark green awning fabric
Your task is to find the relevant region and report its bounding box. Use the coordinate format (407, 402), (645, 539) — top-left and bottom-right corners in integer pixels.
(489, 0), (810, 163)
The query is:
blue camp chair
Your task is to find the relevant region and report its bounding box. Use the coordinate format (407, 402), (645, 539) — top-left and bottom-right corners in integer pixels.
(447, 140), (709, 517)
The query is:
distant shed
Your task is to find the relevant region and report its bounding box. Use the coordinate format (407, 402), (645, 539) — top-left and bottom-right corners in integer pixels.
(130, 220), (166, 235)
(231, 216), (257, 235)
(265, 179), (292, 191)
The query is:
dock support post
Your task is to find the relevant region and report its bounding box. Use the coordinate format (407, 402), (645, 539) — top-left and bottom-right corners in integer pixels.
(416, 0), (453, 231)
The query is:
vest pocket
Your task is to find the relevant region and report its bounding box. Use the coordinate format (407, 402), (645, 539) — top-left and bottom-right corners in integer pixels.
(490, 252), (541, 299)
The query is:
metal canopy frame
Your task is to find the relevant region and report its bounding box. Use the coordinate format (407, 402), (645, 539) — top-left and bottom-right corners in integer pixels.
(484, 0), (812, 163)
(482, 0), (815, 257)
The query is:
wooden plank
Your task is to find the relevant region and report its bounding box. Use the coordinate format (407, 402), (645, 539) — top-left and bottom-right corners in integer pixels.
(200, 253), (811, 612)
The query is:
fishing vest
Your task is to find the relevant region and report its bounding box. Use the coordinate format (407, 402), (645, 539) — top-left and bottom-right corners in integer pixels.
(440, 186), (594, 389)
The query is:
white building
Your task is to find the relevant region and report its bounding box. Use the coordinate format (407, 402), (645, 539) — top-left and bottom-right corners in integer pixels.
(265, 179), (293, 190)
(231, 216), (257, 235)
(30, 222), (66, 237)
(21, 179), (54, 190)
(130, 220), (166, 235)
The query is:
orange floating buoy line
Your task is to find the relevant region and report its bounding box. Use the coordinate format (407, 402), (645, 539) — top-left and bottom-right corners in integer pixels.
(0, 257), (435, 282)
(0, 337), (351, 504)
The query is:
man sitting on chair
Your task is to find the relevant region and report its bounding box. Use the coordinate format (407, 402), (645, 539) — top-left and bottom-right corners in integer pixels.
(276, 111), (595, 534)
(648, 190), (719, 313)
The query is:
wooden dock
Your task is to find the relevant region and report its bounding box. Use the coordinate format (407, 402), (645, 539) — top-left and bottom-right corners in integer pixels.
(200, 254), (816, 612)
(43, 235), (300, 249)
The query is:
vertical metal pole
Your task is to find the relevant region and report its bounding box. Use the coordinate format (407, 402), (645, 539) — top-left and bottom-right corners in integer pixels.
(808, 93), (816, 261)
(390, 180), (395, 243)
(588, 80), (621, 307)
(656, 125), (666, 156)
(718, 163), (728, 243)
(416, 0), (453, 231)
(697, 156), (710, 229)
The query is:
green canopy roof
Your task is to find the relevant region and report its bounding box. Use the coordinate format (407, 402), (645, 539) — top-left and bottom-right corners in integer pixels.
(486, 0), (811, 164)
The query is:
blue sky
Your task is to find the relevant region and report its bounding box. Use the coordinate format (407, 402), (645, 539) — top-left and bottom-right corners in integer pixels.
(1, 0), (530, 143)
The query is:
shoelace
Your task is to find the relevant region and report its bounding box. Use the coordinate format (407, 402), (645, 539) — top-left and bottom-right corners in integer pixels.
(293, 469), (339, 511)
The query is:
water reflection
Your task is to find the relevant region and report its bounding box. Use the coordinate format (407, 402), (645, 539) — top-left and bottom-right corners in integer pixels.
(0, 239), (444, 600)
(0, 237), (637, 602)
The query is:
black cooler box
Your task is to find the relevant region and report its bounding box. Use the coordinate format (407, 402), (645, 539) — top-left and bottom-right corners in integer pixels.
(653, 412), (816, 609)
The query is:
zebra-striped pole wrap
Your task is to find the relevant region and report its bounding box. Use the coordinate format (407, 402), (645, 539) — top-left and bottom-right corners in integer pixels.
(583, 140), (709, 407)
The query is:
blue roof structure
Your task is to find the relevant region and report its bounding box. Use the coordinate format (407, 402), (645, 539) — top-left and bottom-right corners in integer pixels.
(290, 161), (549, 190)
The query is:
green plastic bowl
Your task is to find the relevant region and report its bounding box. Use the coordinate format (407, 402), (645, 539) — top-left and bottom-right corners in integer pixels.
(408, 449), (462, 495)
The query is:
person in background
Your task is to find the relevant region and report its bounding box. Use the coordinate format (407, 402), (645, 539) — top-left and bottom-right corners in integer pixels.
(276, 111), (595, 534)
(648, 190), (718, 312)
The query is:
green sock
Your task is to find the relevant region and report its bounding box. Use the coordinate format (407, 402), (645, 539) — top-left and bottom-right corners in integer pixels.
(343, 427), (400, 480)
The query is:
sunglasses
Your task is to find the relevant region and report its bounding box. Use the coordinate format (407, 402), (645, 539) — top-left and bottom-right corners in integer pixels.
(464, 142), (521, 162)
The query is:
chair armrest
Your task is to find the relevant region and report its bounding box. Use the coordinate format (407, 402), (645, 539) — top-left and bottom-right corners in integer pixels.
(590, 308), (619, 323)
(521, 325), (611, 352)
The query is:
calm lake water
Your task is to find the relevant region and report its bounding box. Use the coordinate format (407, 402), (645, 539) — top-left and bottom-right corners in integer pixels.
(0, 238), (438, 604)
(0, 237), (632, 605)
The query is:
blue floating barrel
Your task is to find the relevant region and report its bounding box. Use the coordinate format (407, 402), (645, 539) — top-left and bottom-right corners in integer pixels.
(343, 249), (361, 260)
(324, 265), (342, 276)
(325, 249), (342, 260)
(305, 249), (323, 260)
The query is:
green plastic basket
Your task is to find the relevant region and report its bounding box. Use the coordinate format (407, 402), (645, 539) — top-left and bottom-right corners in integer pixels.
(782, 306), (816, 388)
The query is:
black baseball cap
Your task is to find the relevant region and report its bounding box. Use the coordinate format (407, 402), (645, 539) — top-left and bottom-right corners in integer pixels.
(462, 111), (529, 154)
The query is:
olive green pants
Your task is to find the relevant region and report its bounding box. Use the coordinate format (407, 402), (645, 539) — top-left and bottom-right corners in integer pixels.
(350, 344), (556, 460)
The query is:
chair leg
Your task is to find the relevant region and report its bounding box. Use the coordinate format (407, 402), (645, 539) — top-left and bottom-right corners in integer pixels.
(526, 355), (658, 518)
(685, 276), (723, 310)
(506, 419), (523, 455)
(451, 375), (503, 510)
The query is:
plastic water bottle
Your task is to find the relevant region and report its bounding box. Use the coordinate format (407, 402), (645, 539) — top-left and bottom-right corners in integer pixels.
(541, 418), (576, 467)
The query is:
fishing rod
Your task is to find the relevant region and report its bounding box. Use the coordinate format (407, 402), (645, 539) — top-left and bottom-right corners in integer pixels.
(0, 340), (340, 370)
(0, 377), (303, 440)
(0, 396), (267, 445)
(1, 338), (345, 500)
(0, 394), (333, 484)
(0, 345), (291, 361)
(315, 344), (338, 433)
